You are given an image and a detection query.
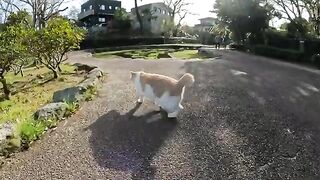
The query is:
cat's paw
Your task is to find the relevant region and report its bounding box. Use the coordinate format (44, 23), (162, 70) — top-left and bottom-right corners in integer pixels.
(168, 111), (178, 118)
(137, 97), (144, 103)
(155, 106), (162, 112)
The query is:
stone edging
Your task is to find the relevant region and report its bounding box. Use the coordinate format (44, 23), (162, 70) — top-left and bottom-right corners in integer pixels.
(0, 63), (104, 158)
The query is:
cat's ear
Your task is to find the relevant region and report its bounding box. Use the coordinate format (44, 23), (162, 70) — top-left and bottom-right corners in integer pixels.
(130, 71), (135, 79)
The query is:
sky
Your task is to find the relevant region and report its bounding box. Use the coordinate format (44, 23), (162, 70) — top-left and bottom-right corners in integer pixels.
(64, 0), (215, 26)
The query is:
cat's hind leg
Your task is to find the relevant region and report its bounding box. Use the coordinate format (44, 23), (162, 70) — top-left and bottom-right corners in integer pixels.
(154, 98), (162, 112)
(137, 96), (144, 103)
(167, 105), (182, 118)
(168, 111), (178, 118)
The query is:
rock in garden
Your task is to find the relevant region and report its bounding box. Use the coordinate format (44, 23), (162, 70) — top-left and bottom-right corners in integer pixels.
(86, 68), (103, 79)
(52, 86), (85, 103)
(0, 123), (16, 156)
(73, 63), (96, 72)
(34, 102), (68, 120)
(78, 77), (101, 90)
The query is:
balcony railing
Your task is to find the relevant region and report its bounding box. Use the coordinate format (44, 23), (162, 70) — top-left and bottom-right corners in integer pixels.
(78, 9), (95, 20)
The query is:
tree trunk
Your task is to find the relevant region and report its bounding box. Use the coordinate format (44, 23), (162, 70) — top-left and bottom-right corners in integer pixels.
(0, 76), (10, 100)
(134, 0), (143, 34)
(52, 69), (59, 79)
(58, 66), (62, 72)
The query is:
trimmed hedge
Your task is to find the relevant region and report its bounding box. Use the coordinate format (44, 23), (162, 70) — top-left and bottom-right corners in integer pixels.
(304, 39), (320, 57)
(80, 36), (199, 49)
(229, 43), (247, 51)
(311, 54), (320, 69)
(265, 30), (300, 50)
(252, 45), (304, 62)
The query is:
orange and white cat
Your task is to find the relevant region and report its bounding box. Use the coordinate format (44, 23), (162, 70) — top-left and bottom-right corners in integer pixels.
(130, 71), (194, 118)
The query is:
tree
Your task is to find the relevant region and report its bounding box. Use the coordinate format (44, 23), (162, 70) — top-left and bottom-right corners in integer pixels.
(270, 0), (319, 36)
(270, 0), (304, 20)
(213, 0), (273, 44)
(286, 17), (311, 37)
(6, 10), (32, 27)
(34, 18), (85, 78)
(0, 0), (68, 29)
(164, 0), (192, 36)
(114, 8), (131, 31)
(0, 0), (19, 22)
(301, 0), (320, 36)
(134, 0), (143, 34)
(0, 25), (29, 99)
(66, 6), (80, 21)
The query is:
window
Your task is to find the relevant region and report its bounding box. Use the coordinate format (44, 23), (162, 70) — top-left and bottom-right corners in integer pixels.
(100, 5), (105, 10)
(115, 6), (119, 10)
(89, 5), (92, 9)
(83, 8), (86, 12)
(109, 6), (112, 10)
(99, 17), (106, 22)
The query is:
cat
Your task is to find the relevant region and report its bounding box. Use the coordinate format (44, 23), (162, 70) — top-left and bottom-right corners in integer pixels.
(130, 71), (194, 118)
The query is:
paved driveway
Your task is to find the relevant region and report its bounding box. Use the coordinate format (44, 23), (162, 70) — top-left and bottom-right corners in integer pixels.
(0, 50), (319, 179)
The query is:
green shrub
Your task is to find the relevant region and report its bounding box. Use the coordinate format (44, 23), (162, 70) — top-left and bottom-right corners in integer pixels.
(18, 119), (46, 148)
(311, 54), (320, 69)
(229, 43), (247, 51)
(84, 86), (97, 101)
(18, 118), (58, 148)
(264, 30), (300, 50)
(304, 39), (320, 57)
(65, 102), (79, 117)
(252, 45), (304, 62)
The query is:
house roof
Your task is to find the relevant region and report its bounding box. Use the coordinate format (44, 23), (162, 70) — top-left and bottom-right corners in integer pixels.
(130, 2), (171, 12)
(199, 17), (217, 21)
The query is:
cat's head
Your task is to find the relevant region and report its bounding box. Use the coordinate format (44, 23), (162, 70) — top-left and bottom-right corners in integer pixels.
(130, 71), (141, 80)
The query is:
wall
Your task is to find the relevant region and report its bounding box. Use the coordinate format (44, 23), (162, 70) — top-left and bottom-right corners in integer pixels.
(130, 3), (171, 35)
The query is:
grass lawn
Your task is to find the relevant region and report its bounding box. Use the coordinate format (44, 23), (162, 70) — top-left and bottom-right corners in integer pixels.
(170, 50), (209, 59)
(0, 64), (84, 124)
(93, 48), (208, 60)
(93, 49), (172, 60)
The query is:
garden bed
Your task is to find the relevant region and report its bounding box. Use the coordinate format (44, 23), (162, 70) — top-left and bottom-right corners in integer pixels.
(0, 65), (83, 124)
(93, 48), (210, 60)
(0, 64), (103, 160)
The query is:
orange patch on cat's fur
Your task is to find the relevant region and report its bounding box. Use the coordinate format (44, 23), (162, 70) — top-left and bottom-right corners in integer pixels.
(132, 71), (194, 97)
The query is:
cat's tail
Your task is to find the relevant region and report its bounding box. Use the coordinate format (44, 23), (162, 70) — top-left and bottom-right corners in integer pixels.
(178, 73), (195, 87)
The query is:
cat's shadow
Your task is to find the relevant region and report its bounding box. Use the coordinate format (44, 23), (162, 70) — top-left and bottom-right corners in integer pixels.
(85, 103), (178, 179)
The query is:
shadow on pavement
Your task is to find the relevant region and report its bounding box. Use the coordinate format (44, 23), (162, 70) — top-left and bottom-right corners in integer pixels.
(86, 103), (178, 179)
(182, 59), (320, 179)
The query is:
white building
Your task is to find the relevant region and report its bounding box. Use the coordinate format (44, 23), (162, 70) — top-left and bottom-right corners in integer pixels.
(130, 2), (172, 35)
(194, 17), (217, 32)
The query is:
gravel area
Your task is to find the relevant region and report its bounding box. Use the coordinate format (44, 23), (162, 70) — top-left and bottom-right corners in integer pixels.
(0, 50), (319, 179)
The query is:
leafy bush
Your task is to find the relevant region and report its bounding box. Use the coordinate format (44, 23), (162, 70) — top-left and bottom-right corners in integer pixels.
(32, 17), (85, 78)
(252, 45), (304, 62)
(229, 43), (247, 51)
(84, 86), (97, 101)
(311, 54), (320, 69)
(18, 119), (46, 148)
(65, 102), (79, 117)
(265, 30), (300, 50)
(0, 25), (30, 100)
(304, 39), (320, 57)
(18, 118), (58, 149)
